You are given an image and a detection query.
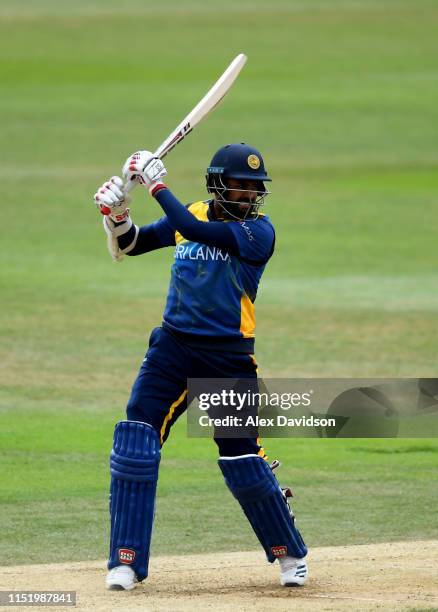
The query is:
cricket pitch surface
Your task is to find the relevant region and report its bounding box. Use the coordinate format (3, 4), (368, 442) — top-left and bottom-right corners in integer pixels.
(1, 540), (437, 611)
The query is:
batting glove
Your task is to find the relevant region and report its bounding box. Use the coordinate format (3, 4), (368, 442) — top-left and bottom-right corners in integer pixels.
(122, 150), (167, 195)
(94, 176), (131, 223)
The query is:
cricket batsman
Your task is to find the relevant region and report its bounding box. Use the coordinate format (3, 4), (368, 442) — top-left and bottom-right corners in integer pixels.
(93, 143), (308, 590)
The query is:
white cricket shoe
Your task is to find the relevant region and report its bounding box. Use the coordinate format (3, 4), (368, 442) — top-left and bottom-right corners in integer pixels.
(279, 556), (308, 586)
(106, 565), (137, 591)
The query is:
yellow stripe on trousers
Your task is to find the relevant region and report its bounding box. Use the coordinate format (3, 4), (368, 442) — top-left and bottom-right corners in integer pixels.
(160, 389), (188, 445)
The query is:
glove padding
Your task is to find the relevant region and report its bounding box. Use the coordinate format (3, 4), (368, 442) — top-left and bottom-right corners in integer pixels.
(94, 176), (131, 223)
(122, 150), (167, 189)
(102, 214), (137, 263)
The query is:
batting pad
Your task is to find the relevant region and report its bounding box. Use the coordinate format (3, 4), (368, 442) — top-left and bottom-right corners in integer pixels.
(219, 454), (307, 562)
(108, 420), (161, 581)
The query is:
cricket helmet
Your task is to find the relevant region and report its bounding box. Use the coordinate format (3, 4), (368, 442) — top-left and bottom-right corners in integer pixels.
(205, 143), (271, 219)
(206, 143), (271, 187)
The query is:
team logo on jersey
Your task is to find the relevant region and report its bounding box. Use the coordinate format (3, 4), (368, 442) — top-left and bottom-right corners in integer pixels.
(118, 548), (136, 564)
(271, 545), (288, 558)
(247, 154), (260, 169)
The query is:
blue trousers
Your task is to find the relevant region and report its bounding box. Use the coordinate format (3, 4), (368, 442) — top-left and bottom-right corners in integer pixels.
(126, 326), (265, 457)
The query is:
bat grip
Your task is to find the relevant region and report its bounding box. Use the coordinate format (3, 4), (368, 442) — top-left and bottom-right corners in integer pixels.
(123, 177), (137, 198)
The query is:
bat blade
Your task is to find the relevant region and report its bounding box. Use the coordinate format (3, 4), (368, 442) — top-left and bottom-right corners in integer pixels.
(155, 53), (247, 160)
(124, 53), (247, 193)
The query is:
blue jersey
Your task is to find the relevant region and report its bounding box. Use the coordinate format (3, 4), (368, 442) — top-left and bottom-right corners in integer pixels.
(153, 200), (275, 341)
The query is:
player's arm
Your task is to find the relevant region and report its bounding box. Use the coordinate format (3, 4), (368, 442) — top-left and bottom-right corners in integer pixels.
(152, 187), (276, 264)
(119, 217), (175, 256)
(153, 188), (239, 252)
(93, 176), (175, 261)
(154, 187), (276, 265)
(124, 152), (239, 253)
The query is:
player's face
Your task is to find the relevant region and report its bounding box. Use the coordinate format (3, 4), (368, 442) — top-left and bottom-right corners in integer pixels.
(212, 176), (268, 220)
(223, 178), (261, 216)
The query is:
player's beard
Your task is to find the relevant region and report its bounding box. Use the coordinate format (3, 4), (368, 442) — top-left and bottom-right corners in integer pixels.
(219, 198), (254, 220)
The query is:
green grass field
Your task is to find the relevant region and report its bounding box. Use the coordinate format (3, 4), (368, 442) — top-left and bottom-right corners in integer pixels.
(1, 0), (437, 566)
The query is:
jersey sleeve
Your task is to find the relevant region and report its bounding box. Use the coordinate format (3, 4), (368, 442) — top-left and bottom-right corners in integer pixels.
(116, 215), (176, 256)
(227, 218), (275, 265)
(154, 188), (239, 252)
(150, 215), (176, 247)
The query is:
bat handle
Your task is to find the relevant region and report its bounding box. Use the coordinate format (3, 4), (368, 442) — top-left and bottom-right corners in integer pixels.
(123, 177), (137, 198)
